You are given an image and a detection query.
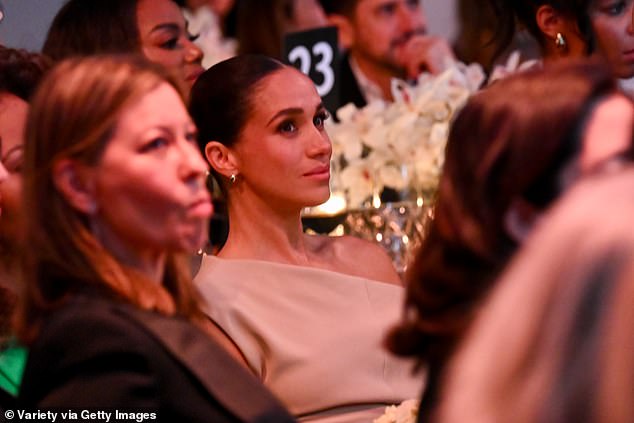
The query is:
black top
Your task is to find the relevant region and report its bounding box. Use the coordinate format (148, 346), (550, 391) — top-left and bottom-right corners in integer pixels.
(19, 293), (295, 423)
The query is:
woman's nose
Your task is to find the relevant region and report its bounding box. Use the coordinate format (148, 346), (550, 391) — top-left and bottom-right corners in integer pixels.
(179, 141), (209, 182)
(184, 38), (204, 64)
(308, 131), (332, 159)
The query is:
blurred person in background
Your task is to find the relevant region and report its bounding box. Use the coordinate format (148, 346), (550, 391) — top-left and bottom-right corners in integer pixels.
(453, 0), (540, 73)
(319, 0), (455, 106)
(236, 0), (328, 59)
(487, 0), (634, 93)
(0, 45), (49, 404)
(43, 0), (205, 90)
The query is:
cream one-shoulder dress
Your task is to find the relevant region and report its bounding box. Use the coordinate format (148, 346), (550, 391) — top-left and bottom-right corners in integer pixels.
(195, 255), (424, 423)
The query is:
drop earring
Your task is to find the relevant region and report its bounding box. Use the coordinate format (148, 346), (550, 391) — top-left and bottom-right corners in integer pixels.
(555, 32), (567, 51)
(230, 173), (237, 184)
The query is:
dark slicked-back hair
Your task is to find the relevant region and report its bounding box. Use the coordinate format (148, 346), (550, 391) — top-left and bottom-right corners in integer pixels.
(190, 54), (285, 151)
(318, 0), (358, 17)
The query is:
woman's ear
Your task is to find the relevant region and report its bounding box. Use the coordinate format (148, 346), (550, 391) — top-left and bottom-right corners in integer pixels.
(535, 5), (566, 40)
(327, 14), (355, 50)
(52, 159), (98, 215)
(204, 141), (239, 179)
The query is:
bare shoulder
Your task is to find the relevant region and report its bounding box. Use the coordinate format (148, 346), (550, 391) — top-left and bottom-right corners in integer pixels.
(326, 235), (402, 286)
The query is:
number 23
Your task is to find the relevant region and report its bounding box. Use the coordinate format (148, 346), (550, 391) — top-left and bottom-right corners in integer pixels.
(288, 42), (334, 97)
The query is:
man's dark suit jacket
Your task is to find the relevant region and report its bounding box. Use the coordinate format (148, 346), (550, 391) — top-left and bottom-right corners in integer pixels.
(337, 54), (367, 112)
(19, 293), (295, 423)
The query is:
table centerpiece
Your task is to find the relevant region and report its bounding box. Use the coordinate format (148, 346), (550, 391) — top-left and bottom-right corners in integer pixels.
(304, 61), (485, 274)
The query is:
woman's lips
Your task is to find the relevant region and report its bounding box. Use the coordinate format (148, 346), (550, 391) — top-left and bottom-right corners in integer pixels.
(304, 165), (330, 180)
(186, 67), (205, 84)
(189, 195), (213, 218)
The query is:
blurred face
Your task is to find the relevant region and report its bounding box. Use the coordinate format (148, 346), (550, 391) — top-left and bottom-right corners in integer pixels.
(0, 94), (28, 250)
(137, 0), (205, 88)
(349, 0), (426, 74)
(589, 0), (634, 78)
(580, 94), (634, 172)
(232, 67), (332, 209)
(287, 0), (328, 33)
(89, 83), (211, 260)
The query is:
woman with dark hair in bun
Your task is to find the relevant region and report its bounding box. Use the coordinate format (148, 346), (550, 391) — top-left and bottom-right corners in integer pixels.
(190, 55), (420, 422)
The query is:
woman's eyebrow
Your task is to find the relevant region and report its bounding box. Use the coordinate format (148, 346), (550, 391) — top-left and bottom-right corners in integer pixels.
(266, 107), (303, 126)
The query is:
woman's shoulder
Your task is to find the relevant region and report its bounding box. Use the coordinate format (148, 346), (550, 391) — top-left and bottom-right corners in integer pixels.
(314, 235), (402, 285)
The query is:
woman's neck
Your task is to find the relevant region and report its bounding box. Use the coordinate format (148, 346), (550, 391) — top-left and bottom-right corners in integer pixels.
(219, 192), (312, 264)
(94, 223), (166, 283)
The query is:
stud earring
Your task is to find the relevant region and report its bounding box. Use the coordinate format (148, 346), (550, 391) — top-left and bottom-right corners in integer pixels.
(230, 173), (237, 184)
(555, 32), (567, 50)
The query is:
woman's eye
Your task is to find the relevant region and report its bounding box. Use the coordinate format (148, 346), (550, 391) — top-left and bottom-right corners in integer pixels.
(313, 111), (330, 129)
(278, 121), (298, 134)
(604, 1), (626, 14)
(188, 32), (200, 42)
(160, 38), (179, 50)
(140, 137), (169, 152)
(185, 131), (198, 145)
(378, 3), (397, 16)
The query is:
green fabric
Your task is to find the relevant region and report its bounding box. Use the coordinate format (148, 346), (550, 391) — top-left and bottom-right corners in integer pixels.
(0, 340), (27, 396)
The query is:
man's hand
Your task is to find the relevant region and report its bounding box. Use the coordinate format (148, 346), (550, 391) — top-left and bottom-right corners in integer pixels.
(397, 35), (456, 79)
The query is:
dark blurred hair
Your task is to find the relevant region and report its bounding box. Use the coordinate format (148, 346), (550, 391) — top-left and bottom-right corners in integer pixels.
(190, 54), (284, 152)
(42, 0), (189, 61)
(236, 0), (310, 58)
(488, 0), (594, 60)
(386, 59), (617, 406)
(436, 168), (634, 423)
(0, 45), (51, 100)
(318, 0), (358, 17)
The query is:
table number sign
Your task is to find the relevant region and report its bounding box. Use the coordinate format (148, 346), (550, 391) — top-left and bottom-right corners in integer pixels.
(283, 26), (340, 113)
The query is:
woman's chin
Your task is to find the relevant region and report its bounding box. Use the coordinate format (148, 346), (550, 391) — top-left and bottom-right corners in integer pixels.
(176, 222), (210, 253)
